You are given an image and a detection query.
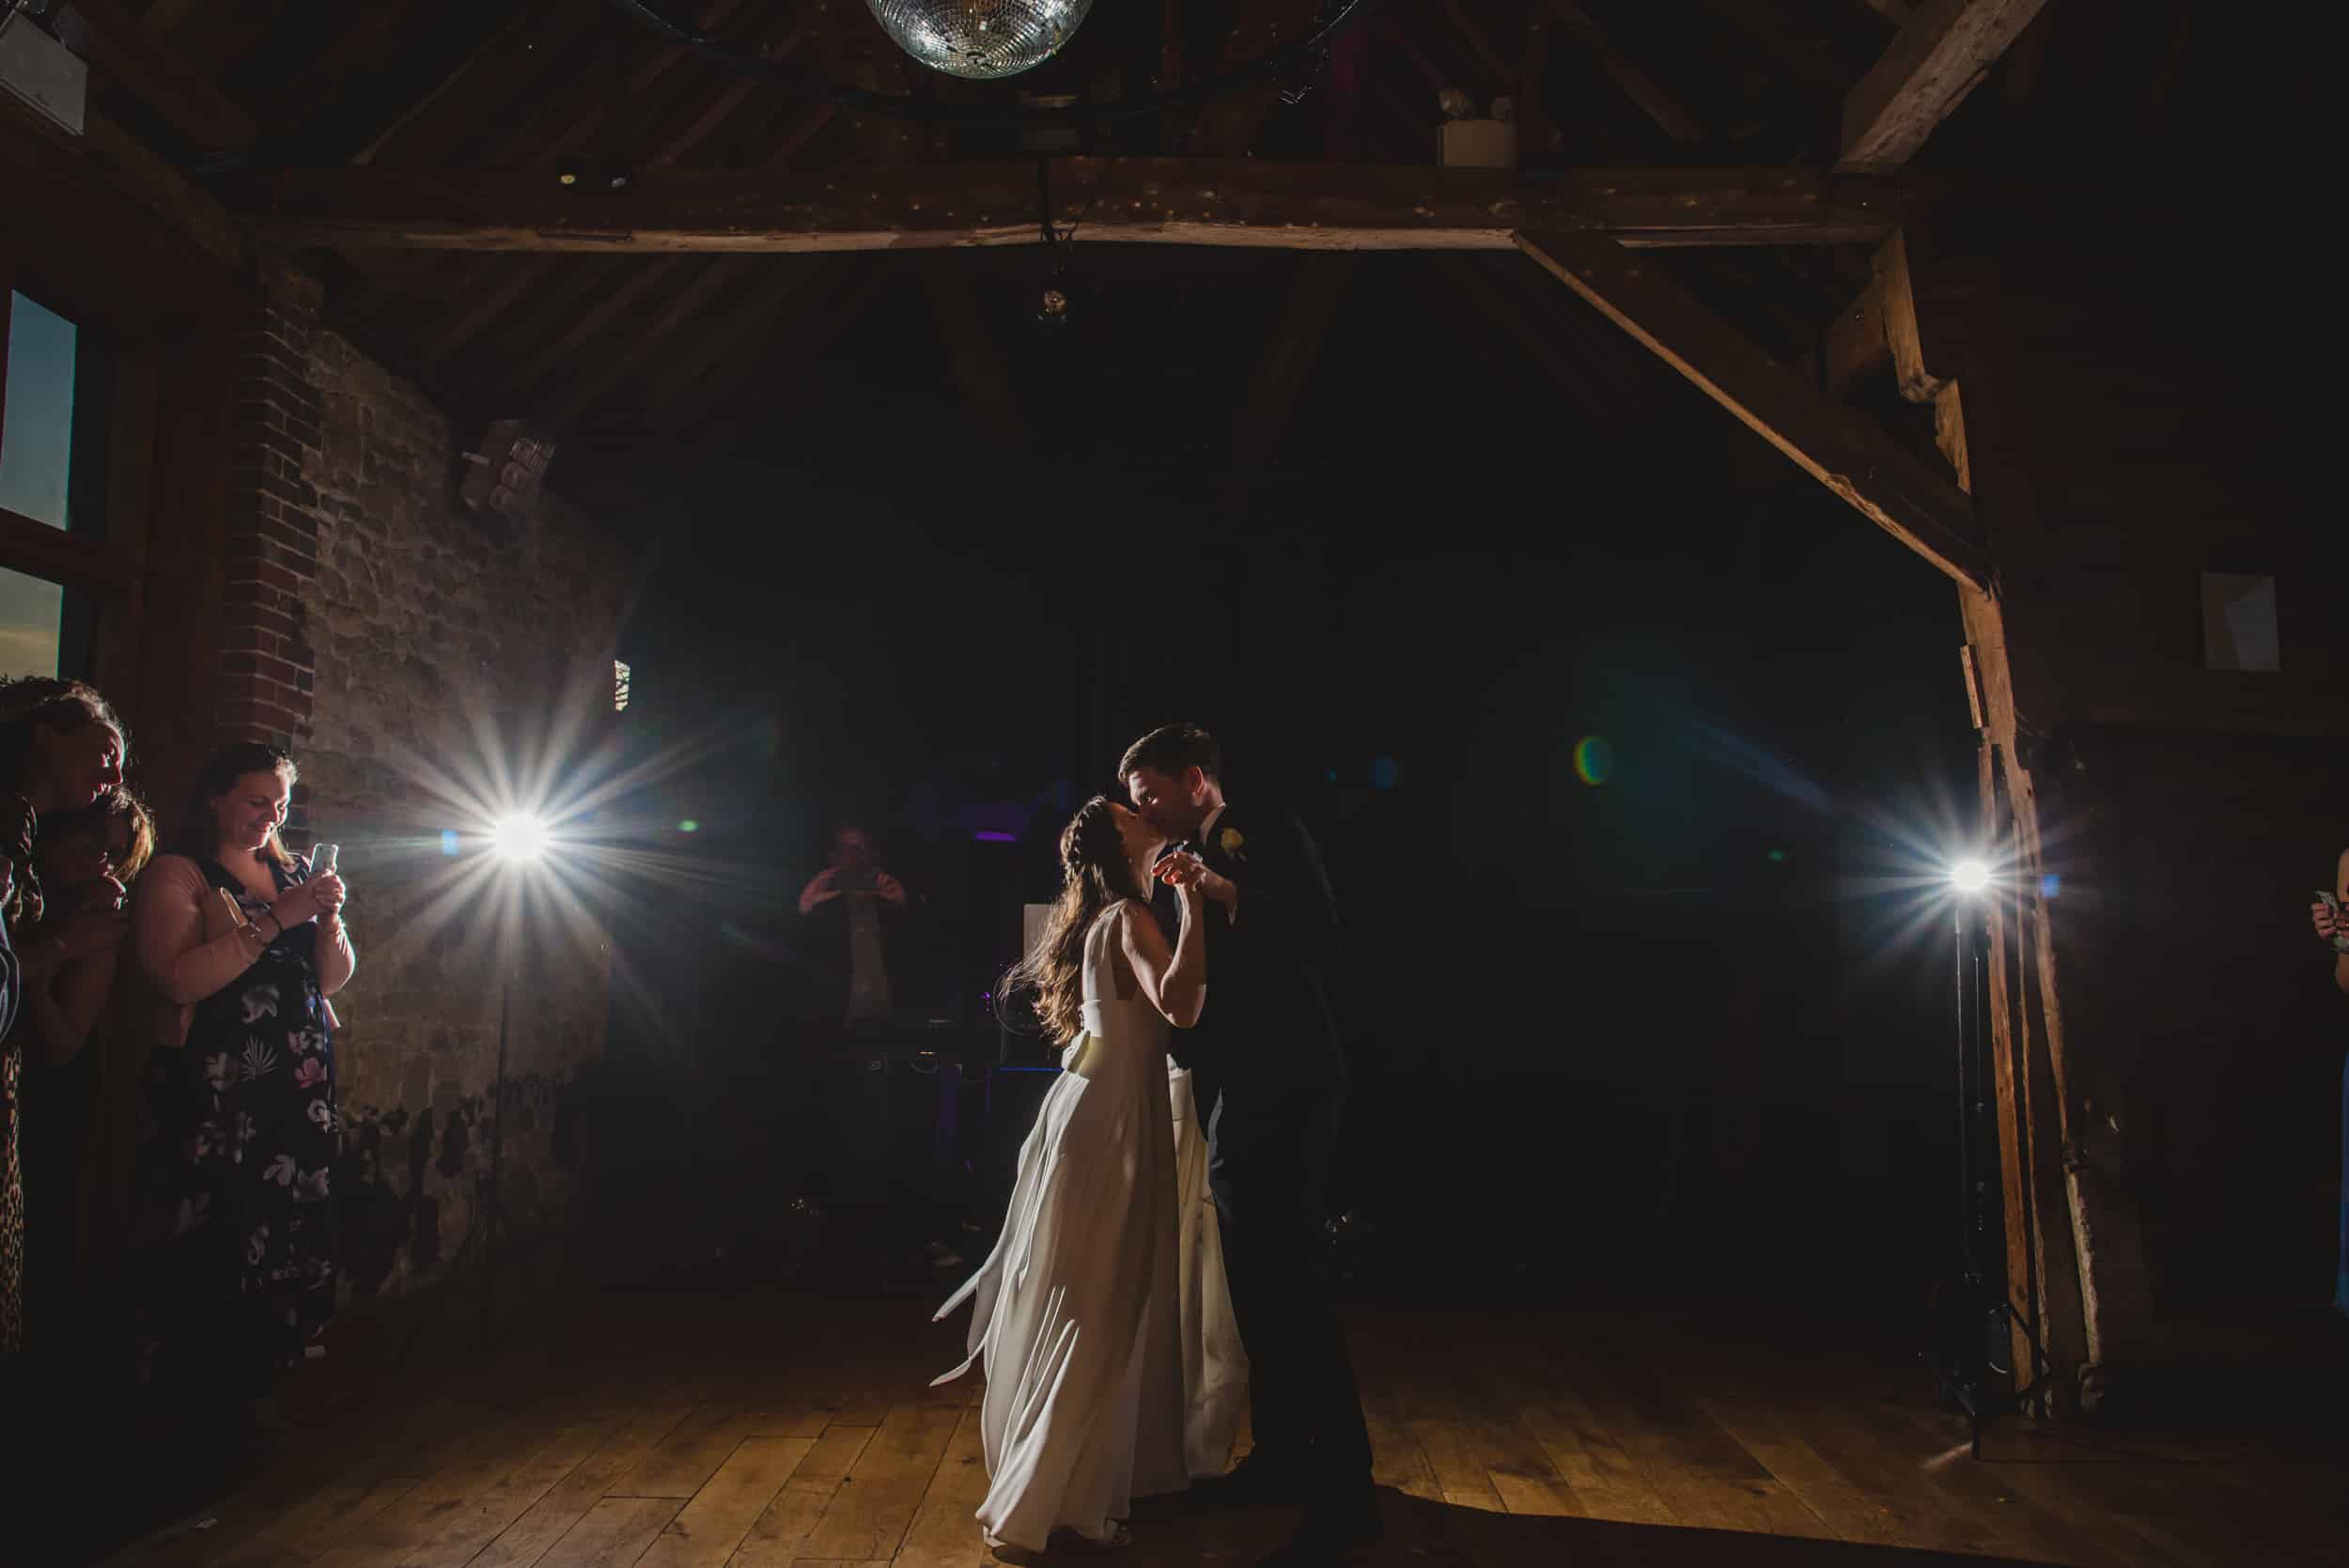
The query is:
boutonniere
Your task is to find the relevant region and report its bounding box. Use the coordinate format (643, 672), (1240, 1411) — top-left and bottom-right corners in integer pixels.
(1218, 827), (1246, 862)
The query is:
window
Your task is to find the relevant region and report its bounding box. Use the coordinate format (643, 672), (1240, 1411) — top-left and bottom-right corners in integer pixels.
(1, 289), (109, 677)
(0, 565), (92, 677)
(2, 289), (114, 538)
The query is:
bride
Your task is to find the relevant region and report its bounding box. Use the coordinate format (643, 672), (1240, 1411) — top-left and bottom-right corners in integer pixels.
(933, 797), (1248, 1552)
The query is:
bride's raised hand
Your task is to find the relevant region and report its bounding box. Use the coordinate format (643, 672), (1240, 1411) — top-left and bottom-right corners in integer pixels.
(1155, 849), (1207, 895)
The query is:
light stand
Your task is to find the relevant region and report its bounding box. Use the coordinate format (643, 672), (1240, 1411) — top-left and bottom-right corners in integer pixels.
(1934, 860), (2052, 1457)
(480, 954), (517, 1351)
(477, 814), (548, 1351)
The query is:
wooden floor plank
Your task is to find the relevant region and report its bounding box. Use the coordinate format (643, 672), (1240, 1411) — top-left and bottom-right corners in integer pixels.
(404, 1421), (619, 1568)
(1548, 1347), (1838, 1543)
(1692, 1389), (1909, 1545)
(1487, 1468), (1583, 1517)
(632, 1436), (816, 1568)
(1842, 1390), (2153, 1568)
(471, 1396), (707, 1568)
(729, 1427), (877, 1568)
(889, 1405), (991, 1568)
(534, 1495), (682, 1568)
(306, 1409), (611, 1568)
(610, 1409), (753, 1500)
(205, 1475), (425, 1568)
(78, 1295), (2349, 1568)
(1517, 1385), (1678, 1527)
(1361, 1399), (1442, 1501)
(794, 1405), (962, 1562)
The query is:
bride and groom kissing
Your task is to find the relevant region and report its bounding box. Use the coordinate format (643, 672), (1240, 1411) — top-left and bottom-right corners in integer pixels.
(934, 723), (1380, 1564)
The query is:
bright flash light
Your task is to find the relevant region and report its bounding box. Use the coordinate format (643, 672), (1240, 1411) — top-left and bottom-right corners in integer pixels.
(1950, 859), (1991, 893)
(491, 815), (551, 863)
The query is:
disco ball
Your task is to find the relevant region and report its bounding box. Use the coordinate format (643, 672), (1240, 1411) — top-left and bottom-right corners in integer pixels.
(864, 0), (1096, 80)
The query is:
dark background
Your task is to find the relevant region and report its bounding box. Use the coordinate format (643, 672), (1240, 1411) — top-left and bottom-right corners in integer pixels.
(581, 254), (1991, 1317)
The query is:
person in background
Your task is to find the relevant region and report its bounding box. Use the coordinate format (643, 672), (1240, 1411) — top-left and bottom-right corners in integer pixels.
(0, 675), (130, 1372)
(129, 742), (352, 1428)
(797, 825), (909, 1031)
(2310, 863), (2349, 1316)
(21, 790), (156, 1349)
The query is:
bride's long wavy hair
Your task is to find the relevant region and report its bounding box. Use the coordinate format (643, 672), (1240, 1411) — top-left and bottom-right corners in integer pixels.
(1001, 795), (1149, 1046)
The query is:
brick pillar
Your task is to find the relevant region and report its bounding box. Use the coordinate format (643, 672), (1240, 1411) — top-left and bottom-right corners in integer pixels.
(225, 256), (325, 836)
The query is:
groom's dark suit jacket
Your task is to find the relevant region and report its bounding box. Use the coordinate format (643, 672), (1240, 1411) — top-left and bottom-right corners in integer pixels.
(1166, 804), (1346, 1119)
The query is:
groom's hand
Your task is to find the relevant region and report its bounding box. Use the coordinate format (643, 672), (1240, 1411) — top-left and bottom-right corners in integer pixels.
(1155, 849), (1235, 908)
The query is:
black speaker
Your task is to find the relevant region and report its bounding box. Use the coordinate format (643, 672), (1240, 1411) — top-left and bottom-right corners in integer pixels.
(814, 1036), (981, 1207)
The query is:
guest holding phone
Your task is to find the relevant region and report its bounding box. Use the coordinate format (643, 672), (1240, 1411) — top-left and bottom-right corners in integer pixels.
(798, 825), (907, 1031)
(2310, 858), (2349, 1316)
(130, 742), (354, 1420)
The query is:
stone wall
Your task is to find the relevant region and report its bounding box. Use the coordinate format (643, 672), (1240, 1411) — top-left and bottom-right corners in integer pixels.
(275, 316), (635, 1303)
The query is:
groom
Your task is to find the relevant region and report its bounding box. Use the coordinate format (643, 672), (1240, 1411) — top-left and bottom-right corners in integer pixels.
(1122, 723), (1377, 1565)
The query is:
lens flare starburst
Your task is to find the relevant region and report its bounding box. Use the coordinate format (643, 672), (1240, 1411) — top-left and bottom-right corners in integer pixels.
(329, 668), (786, 1051)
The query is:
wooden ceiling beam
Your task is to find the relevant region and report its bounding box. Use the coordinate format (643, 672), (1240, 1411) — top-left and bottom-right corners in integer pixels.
(923, 273), (1028, 454)
(68, 0), (257, 150)
(1439, 256), (1621, 429)
(1434, 0), (1518, 100)
(1514, 228), (1989, 589)
(506, 255), (692, 394)
(490, 0), (755, 166)
(224, 161), (1908, 253)
(350, 0), (567, 164)
(1189, 0), (1325, 156)
(412, 256), (555, 368)
(636, 259), (811, 412)
(1839, 0), (2047, 173)
(1539, 0), (1707, 146)
(1221, 254), (1356, 516)
(540, 256), (759, 429)
(664, 260), (891, 440)
(1486, 245), (1668, 422)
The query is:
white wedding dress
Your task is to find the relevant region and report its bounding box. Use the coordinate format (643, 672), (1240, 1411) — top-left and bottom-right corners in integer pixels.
(934, 900), (1248, 1550)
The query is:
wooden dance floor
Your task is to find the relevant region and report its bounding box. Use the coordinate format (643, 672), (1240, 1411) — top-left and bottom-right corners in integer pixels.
(81, 1281), (2345, 1568)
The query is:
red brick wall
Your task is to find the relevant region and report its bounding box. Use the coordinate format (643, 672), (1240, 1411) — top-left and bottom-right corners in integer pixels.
(223, 258), (326, 831)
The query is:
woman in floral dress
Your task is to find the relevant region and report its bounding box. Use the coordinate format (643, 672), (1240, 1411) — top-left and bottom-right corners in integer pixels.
(131, 742), (353, 1399)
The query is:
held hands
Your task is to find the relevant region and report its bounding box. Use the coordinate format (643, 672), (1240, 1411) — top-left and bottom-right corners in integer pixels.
(1154, 849), (1232, 907)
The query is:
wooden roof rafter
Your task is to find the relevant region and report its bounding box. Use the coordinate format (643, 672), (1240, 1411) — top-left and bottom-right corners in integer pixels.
(224, 161), (1911, 254)
(1838, 0), (2048, 172)
(1514, 227), (1989, 588)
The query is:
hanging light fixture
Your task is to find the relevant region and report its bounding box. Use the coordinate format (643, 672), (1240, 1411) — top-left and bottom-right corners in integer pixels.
(863, 0), (1095, 81)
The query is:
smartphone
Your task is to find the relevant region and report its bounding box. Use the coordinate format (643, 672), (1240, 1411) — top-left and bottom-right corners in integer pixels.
(315, 843), (339, 875)
(832, 864), (877, 893)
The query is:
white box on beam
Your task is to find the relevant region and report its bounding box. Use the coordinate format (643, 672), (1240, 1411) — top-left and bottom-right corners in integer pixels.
(1439, 119), (1516, 169)
(0, 10), (86, 136)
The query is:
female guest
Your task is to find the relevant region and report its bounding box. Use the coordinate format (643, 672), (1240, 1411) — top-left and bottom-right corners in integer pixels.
(2312, 866), (2349, 1315)
(0, 676), (129, 1362)
(21, 791), (156, 1340)
(132, 743), (352, 1399)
